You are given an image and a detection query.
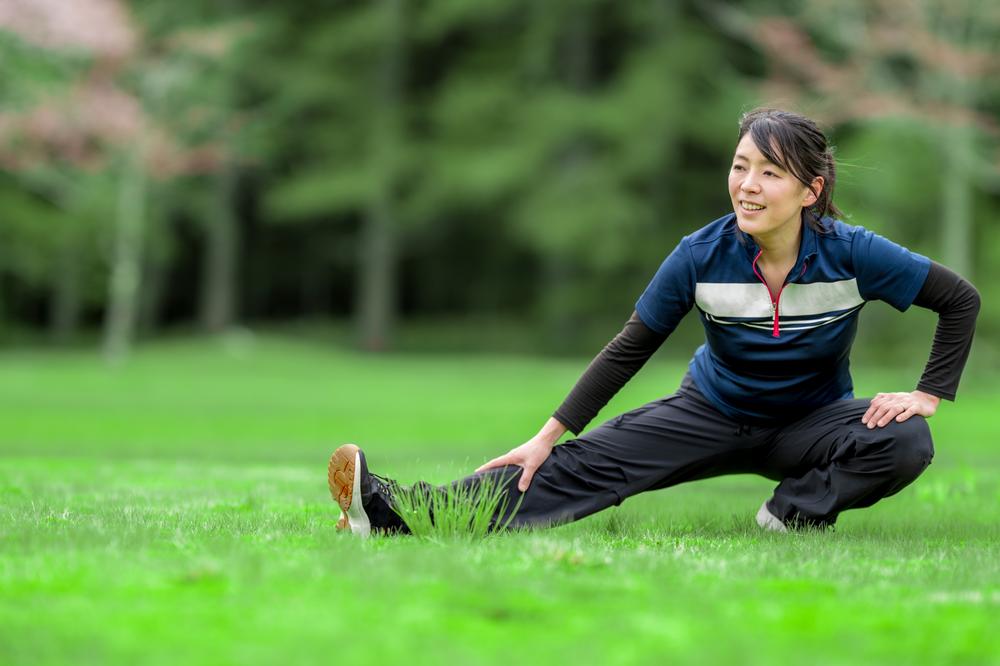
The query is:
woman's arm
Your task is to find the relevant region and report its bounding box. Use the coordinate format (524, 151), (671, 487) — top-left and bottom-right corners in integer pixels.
(475, 311), (667, 490)
(910, 261), (981, 400)
(474, 417), (567, 491)
(553, 311), (668, 434)
(861, 261), (980, 428)
(477, 239), (694, 488)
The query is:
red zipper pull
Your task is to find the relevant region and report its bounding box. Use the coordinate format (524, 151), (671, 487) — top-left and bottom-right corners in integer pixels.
(770, 260), (808, 338)
(752, 250), (782, 338)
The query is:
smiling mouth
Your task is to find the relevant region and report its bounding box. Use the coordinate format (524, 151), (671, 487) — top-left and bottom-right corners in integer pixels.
(740, 201), (766, 211)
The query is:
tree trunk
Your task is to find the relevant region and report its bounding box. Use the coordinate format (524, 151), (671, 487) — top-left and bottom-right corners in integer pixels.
(300, 241), (332, 315)
(103, 145), (146, 364)
(649, 0), (680, 224)
(139, 231), (168, 336)
(49, 233), (81, 343)
(0, 248), (5, 337)
(940, 123), (973, 279)
(200, 162), (240, 333)
(357, 194), (396, 351)
(543, 7), (592, 348)
(356, 0), (405, 352)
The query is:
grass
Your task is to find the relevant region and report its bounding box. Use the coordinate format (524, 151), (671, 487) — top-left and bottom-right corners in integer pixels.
(1, 334), (998, 665)
(390, 470), (525, 541)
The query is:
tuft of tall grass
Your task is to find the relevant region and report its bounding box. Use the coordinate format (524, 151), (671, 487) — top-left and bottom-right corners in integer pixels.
(390, 472), (525, 541)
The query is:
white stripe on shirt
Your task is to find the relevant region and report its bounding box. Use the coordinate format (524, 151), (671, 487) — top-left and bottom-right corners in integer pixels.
(695, 279), (864, 318)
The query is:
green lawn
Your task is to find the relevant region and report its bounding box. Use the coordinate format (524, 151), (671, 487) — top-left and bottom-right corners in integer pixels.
(1, 336), (998, 665)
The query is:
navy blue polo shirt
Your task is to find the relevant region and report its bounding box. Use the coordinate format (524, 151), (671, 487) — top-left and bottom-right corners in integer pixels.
(635, 213), (931, 424)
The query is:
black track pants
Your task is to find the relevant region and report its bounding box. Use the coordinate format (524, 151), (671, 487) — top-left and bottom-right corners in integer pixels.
(445, 373), (935, 531)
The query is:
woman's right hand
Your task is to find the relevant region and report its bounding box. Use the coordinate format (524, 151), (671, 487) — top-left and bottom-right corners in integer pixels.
(474, 417), (567, 492)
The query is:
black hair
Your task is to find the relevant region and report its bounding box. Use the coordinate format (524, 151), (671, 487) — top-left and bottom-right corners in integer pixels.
(737, 108), (843, 231)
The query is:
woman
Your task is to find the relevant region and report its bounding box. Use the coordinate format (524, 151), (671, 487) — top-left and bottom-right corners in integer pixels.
(328, 107), (980, 536)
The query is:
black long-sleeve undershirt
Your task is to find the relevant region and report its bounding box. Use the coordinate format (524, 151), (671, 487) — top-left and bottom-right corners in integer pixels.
(552, 261), (980, 435)
(910, 261), (981, 400)
(552, 311), (667, 435)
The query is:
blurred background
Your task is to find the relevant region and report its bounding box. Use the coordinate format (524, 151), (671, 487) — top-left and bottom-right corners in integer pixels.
(0, 0), (997, 367)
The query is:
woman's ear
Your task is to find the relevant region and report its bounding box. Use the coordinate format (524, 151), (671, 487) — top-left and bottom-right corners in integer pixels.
(803, 176), (825, 207)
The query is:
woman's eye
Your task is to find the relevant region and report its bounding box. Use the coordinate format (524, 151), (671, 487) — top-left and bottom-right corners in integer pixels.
(764, 171), (778, 177)
(732, 164), (744, 172)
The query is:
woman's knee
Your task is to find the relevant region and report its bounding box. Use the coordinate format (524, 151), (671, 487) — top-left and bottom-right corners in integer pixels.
(889, 415), (934, 480)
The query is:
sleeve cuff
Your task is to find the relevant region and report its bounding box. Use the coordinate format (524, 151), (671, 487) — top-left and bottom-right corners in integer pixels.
(915, 382), (956, 402)
(897, 257), (932, 312)
(552, 409), (584, 436)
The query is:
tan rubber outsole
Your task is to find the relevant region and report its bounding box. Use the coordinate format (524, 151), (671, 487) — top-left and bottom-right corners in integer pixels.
(328, 444), (359, 516)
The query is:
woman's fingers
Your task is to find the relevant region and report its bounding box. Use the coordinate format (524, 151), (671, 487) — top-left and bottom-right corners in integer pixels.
(861, 393), (885, 425)
(865, 391), (936, 428)
(875, 403), (904, 427)
(476, 439), (552, 490)
(864, 402), (891, 428)
(864, 393), (909, 428)
(477, 453), (535, 491)
(895, 405), (918, 423)
(517, 464), (537, 492)
(475, 453), (514, 473)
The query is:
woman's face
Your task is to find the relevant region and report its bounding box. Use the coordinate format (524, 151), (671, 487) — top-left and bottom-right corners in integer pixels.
(728, 133), (821, 241)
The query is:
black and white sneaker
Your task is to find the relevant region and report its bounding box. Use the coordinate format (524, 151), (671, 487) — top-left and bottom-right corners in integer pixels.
(756, 499), (836, 532)
(328, 444), (404, 537)
(755, 500), (789, 533)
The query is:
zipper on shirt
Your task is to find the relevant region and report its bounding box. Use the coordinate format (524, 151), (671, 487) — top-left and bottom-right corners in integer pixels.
(751, 251), (809, 338)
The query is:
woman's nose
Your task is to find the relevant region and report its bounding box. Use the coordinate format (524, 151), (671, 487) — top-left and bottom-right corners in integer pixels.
(740, 175), (760, 192)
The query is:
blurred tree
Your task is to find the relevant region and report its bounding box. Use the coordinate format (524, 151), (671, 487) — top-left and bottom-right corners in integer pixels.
(0, 0), (241, 359)
(104, 17), (258, 356)
(147, 16), (261, 334)
(3, 0), (990, 360)
(716, 0), (1000, 280)
(262, 0), (412, 351)
(0, 0), (138, 349)
(361, 0), (408, 352)
(411, 0), (743, 348)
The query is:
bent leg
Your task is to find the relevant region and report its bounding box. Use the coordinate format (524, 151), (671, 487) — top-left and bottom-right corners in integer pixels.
(760, 399), (935, 528)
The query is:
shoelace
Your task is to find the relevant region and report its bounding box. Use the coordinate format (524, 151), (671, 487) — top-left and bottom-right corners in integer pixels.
(370, 472), (399, 498)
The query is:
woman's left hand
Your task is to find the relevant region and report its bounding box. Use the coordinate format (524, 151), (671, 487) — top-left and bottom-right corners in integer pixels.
(862, 390), (941, 429)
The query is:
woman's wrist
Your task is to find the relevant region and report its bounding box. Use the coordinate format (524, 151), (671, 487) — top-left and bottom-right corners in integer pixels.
(912, 389), (941, 407)
(537, 417), (568, 447)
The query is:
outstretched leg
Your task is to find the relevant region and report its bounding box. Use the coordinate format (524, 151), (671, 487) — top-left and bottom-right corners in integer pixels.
(449, 376), (767, 531)
(331, 375), (763, 535)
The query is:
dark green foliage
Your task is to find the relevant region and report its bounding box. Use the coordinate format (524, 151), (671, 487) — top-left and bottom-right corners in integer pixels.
(0, 0), (996, 357)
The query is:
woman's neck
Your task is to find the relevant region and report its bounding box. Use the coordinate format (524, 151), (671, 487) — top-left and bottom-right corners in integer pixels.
(753, 219), (802, 266)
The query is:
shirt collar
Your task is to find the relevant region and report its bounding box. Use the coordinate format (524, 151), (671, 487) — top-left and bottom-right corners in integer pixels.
(736, 212), (820, 268)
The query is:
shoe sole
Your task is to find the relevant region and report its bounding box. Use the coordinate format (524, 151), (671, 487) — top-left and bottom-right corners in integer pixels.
(328, 444), (372, 538)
